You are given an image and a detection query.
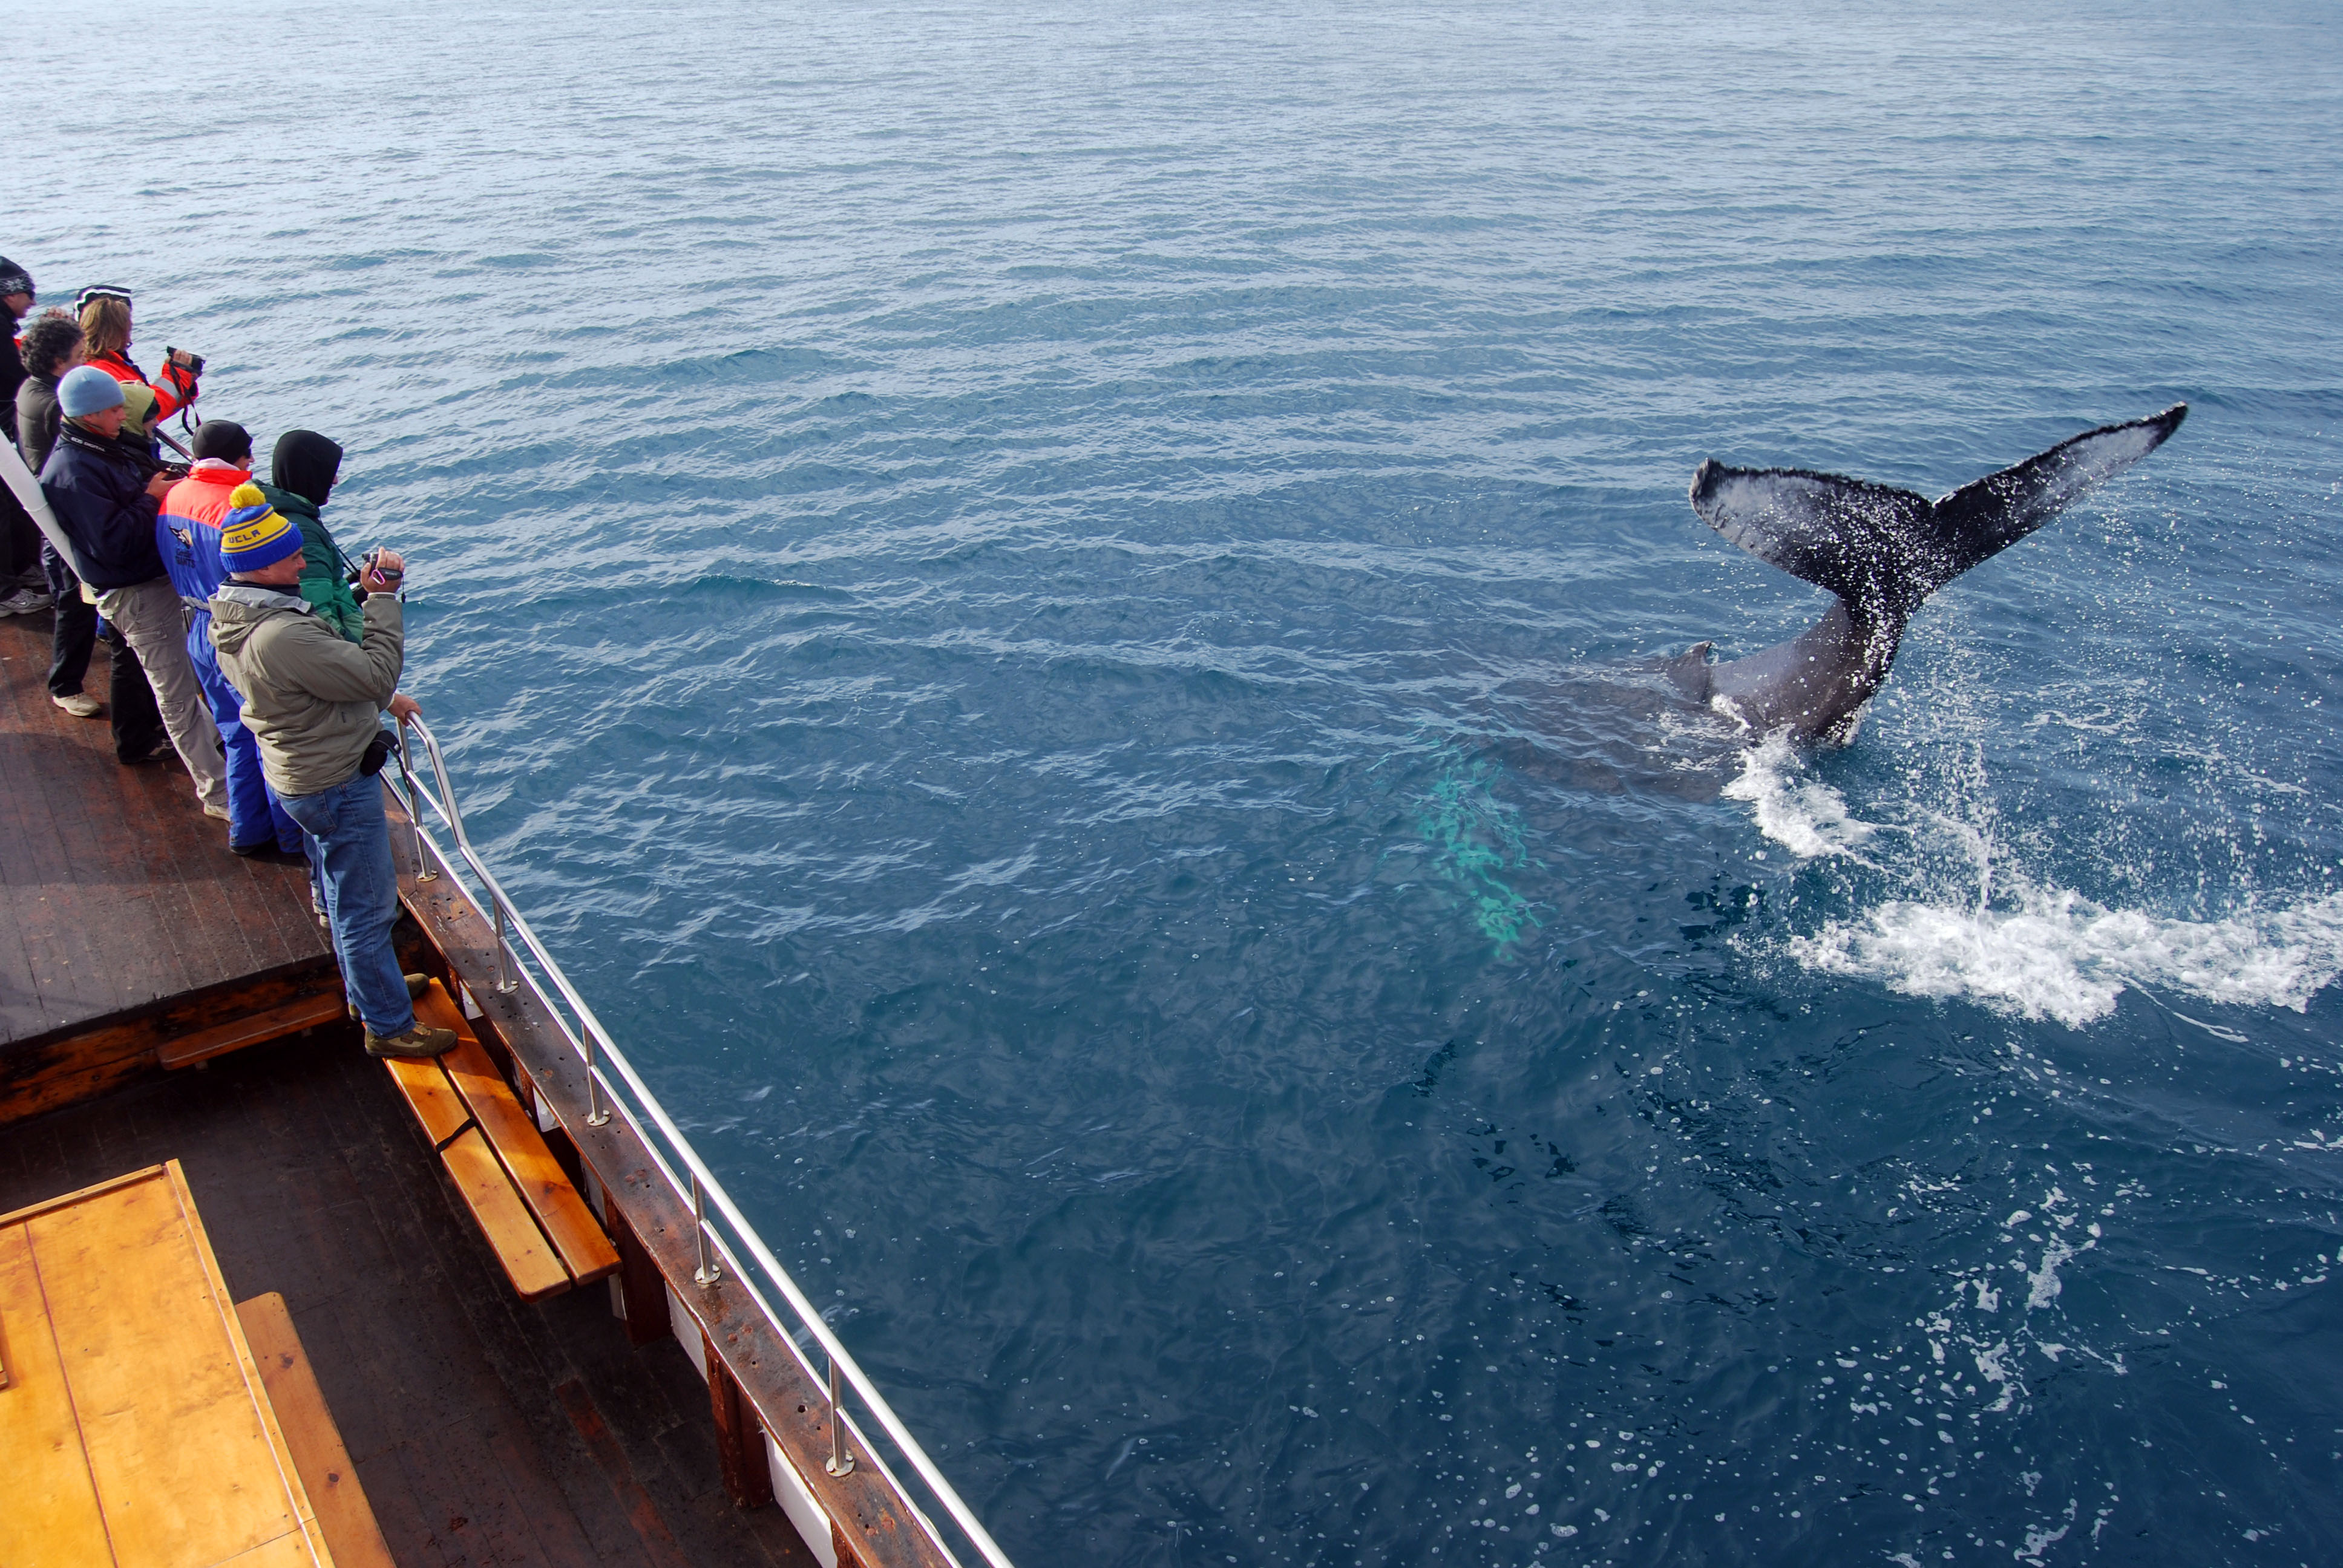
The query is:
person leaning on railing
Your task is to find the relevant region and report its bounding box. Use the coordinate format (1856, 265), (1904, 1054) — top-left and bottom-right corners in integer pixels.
(207, 488), (452, 1060)
(40, 365), (228, 800)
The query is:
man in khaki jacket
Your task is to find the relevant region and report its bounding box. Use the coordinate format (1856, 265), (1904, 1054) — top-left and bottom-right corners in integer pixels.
(208, 483), (453, 1060)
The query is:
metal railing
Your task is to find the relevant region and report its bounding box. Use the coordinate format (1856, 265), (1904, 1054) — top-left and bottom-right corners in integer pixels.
(390, 716), (1015, 1568)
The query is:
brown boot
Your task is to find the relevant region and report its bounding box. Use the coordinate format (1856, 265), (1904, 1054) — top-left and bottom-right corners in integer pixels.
(349, 974), (433, 1022)
(365, 1023), (457, 1059)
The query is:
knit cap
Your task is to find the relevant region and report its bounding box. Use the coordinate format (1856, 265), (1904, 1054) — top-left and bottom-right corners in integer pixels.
(191, 419), (252, 463)
(57, 364), (125, 416)
(219, 483), (305, 573)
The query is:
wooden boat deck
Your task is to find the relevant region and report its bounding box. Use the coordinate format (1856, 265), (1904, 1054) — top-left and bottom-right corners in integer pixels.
(0, 958), (814, 1567)
(0, 607), (814, 1566)
(0, 614), (331, 1048)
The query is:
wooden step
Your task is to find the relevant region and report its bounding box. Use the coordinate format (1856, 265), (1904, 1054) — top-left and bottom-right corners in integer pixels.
(378, 981), (618, 1301)
(160, 990), (347, 1070)
(237, 1292), (397, 1568)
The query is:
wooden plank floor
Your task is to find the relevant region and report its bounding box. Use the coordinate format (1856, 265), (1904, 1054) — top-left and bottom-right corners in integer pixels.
(0, 1029), (817, 1568)
(0, 612), (330, 1047)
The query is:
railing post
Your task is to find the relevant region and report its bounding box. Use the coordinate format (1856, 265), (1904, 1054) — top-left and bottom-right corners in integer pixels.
(826, 1356), (854, 1477)
(489, 894), (517, 993)
(396, 726), (434, 881)
(584, 1029), (611, 1126)
(692, 1172), (721, 1287)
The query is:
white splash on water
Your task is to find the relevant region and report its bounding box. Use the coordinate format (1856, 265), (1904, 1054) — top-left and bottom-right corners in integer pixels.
(1789, 885), (2343, 1029)
(1719, 733), (1878, 861)
(1728, 734), (2343, 1028)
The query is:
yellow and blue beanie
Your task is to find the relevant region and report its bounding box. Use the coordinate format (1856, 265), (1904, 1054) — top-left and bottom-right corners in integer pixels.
(219, 483), (305, 573)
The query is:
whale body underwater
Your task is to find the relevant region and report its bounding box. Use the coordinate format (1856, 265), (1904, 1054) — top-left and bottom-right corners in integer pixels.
(1661, 403), (2189, 743)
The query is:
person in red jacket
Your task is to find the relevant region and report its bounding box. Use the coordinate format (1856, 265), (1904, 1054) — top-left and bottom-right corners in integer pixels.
(160, 419), (306, 861)
(75, 285), (198, 461)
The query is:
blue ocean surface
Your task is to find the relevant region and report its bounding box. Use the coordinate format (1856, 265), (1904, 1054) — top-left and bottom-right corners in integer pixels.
(19, 2), (2343, 1563)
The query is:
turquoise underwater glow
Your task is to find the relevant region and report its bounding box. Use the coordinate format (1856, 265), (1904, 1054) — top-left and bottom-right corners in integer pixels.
(1414, 751), (1544, 953)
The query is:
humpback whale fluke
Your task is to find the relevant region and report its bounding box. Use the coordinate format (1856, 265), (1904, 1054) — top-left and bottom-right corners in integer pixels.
(1674, 403), (2188, 743)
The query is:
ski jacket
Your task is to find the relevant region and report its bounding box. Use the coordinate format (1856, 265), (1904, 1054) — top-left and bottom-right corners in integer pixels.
(88, 349), (196, 460)
(209, 582), (403, 798)
(157, 462), (251, 604)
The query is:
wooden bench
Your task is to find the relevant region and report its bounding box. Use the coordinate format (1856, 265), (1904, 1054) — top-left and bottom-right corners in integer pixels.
(235, 1293), (396, 1568)
(1, 1162), (336, 1567)
(381, 980), (619, 1301)
(160, 989), (349, 1070)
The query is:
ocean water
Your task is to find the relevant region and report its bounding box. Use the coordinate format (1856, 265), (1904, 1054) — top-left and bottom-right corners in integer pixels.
(17, 2), (2343, 1563)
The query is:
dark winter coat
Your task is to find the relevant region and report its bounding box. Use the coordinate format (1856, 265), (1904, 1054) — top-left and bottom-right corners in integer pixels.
(259, 430), (363, 642)
(15, 374), (61, 473)
(1, 316), (26, 446)
(39, 420), (164, 592)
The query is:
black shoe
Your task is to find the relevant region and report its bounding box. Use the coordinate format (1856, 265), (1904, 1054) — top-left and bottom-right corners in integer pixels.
(232, 842), (310, 867)
(117, 741), (175, 766)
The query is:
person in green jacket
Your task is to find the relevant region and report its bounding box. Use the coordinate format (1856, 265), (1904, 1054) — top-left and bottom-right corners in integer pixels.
(254, 429), (365, 643)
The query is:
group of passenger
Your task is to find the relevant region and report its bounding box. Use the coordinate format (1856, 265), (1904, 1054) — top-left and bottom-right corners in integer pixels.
(4, 257), (455, 1060)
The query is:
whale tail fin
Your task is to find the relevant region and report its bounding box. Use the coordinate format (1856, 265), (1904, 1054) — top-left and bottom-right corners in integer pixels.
(1688, 403), (2188, 632)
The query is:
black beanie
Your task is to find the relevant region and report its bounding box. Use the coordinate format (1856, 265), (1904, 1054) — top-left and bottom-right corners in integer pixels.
(0, 257), (30, 297)
(191, 419), (254, 463)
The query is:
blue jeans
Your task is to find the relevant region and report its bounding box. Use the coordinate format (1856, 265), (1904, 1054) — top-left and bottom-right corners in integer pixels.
(189, 610), (303, 854)
(280, 768), (415, 1037)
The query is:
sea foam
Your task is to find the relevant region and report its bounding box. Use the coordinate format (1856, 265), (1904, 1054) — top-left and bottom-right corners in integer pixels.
(1785, 888), (2343, 1028)
(1719, 733), (1878, 862)
(1729, 737), (2343, 1028)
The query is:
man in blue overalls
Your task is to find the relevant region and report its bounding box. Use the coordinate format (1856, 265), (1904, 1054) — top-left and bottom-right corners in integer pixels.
(157, 419), (307, 862)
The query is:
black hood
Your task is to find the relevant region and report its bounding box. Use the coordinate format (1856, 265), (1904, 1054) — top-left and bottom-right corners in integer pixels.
(271, 429), (343, 508)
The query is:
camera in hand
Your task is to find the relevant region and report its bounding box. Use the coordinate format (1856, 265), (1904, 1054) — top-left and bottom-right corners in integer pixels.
(363, 547), (402, 586)
(157, 461), (192, 481)
(165, 346), (205, 376)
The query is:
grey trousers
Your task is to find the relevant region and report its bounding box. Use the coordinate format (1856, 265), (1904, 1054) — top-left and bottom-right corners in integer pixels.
(96, 576), (229, 814)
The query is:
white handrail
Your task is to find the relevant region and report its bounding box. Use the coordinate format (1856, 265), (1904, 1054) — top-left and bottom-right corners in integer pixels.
(391, 718), (1015, 1568)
